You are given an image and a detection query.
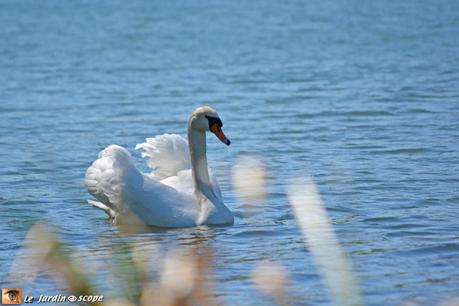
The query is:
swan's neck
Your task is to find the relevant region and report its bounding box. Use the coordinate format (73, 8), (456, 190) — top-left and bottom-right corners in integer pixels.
(187, 120), (234, 225)
(188, 127), (214, 201)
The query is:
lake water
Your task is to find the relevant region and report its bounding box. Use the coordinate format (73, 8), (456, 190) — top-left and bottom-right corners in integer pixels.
(1, 1), (459, 305)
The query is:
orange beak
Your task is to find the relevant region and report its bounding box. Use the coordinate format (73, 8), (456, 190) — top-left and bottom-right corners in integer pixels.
(210, 123), (231, 146)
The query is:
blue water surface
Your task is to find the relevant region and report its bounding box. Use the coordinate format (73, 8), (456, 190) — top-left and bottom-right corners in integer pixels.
(1, 1), (459, 305)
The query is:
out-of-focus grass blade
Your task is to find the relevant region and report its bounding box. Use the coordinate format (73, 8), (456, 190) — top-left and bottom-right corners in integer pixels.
(232, 154), (267, 204)
(288, 177), (363, 306)
(252, 260), (291, 306)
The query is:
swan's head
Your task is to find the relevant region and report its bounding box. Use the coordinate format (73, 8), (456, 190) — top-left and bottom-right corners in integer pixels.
(190, 106), (231, 146)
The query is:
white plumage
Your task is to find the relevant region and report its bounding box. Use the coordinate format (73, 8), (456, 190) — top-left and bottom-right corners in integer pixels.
(135, 134), (191, 180)
(85, 107), (234, 228)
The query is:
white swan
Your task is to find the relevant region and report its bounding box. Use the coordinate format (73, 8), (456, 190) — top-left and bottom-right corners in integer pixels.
(84, 106), (234, 228)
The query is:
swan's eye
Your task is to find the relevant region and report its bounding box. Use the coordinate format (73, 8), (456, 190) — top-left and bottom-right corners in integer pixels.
(3, 289), (20, 302)
(205, 115), (223, 129)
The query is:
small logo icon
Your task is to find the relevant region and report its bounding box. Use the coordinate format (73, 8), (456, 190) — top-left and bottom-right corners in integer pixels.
(2, 288), (22, 305)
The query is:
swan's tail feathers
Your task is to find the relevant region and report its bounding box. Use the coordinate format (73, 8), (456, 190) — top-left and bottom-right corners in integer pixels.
(85, 145), (143, 216)
(135, 133), (191, 180)
(87, 200), (117, 219)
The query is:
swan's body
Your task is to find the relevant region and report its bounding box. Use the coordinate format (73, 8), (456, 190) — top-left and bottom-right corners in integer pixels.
(85, 106), (234, 228)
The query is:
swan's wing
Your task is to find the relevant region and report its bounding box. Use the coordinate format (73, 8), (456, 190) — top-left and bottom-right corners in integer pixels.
(161, 168), (223, 203)
(85, 145), (143, 215)
(160, 169), (194, 197)
(135, 134), (191, 180)
(137, 173), (199, 227)
(85, 144), (201, 227)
